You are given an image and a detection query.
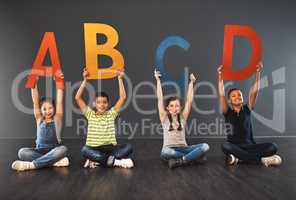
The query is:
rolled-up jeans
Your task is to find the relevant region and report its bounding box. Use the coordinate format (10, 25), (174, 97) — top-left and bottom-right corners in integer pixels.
(18, 145), (68, 168)
(161, 143), (210, 163)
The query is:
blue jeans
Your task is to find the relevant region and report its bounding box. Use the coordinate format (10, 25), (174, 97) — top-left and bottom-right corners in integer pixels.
(18, 145), (68, 169)
(161, 143), (210, 163)
(222, 142), (278, 163)
(81, 143), (133, 167)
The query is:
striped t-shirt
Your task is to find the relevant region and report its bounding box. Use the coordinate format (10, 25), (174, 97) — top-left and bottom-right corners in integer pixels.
(83, 106), (118, 147)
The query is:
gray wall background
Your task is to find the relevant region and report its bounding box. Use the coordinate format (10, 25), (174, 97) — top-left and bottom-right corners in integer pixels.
(0, 0), (295, 139)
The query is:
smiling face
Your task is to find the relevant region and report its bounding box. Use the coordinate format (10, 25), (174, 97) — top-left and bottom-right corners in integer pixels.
(166, 99), (181, 117)
(228, 89), (244, 106)
(41, 101), (55, 120)
(93, 96), (109, 113)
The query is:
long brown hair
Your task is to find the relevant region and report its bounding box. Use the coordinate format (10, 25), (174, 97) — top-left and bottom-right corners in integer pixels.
(165, 96), (182, 131)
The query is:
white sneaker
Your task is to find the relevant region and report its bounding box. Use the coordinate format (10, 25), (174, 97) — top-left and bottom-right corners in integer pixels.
(11, 160), (35, 171)
(226, 154), (239, 165)
(53, 157), (70, 167)
(83, 159), (99, 168)
(113, 158), (134, 168)
(261, 155), (282, 167)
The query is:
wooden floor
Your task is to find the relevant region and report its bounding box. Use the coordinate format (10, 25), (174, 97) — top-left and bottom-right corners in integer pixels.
(1, 138), (295, 200)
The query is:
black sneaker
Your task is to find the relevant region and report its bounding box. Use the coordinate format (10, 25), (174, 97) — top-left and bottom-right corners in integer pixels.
(194, 155), (208, 164)
(168, 158), (185, 169)
(225, 154), (239, 165)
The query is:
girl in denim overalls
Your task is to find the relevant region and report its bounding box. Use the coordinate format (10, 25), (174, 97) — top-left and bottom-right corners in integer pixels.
(12, 71), (69, 171)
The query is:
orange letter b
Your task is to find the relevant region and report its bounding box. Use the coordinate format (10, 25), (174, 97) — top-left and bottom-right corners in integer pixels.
(84, 23), (124, 79)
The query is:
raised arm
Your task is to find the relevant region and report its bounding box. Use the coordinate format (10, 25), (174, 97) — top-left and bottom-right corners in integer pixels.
(114, 70), (127, 112)
(248, 62), (262, 110)
(75, 68), (88, 110)
(54, 70), (64, 120)
(154, 70), (166, 122)
(182, 73), (196, 120)
(217, 65), (228, 113)
(31, 80), (42, 121)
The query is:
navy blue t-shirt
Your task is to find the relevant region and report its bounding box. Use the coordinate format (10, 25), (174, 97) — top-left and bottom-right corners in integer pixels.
(223, 104), (256, 144)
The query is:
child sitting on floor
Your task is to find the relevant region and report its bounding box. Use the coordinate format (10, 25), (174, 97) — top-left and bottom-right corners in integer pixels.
(217, 62), (282, 167)
(75, 68), (134, 169)
(12, 71), (69, 171)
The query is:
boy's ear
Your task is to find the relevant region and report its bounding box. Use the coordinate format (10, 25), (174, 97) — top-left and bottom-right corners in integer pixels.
(92, 101), (96, 108)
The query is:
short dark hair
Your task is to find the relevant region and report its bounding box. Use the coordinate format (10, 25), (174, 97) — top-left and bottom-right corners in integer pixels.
(95, 91), (109, 102)
(227, 88), (241, 98)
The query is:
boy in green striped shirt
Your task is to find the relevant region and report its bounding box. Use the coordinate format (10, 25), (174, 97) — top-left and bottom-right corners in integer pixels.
(75, 68), (134, 169)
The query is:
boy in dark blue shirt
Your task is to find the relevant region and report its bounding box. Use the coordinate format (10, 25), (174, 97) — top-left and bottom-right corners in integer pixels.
(217, 63), (282, 167)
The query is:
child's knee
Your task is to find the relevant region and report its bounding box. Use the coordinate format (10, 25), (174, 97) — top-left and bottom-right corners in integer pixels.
(161, 148), (175, 158)
(18, 148), (29, 160)
(201, 143), (210, 152)
(57, 145), (68, 156)
(160, 152), (168, 161)
(160, 154), (168, 162)
(81, 146), (89, 156)
(51, 146), (68, 158)
(221, 143), (232, 154)
(269, 142), (278, 154)
(124, 143), (133, 153)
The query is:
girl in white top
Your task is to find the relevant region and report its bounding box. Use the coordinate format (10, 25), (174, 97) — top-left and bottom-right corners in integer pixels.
(154, 70), (210, 169)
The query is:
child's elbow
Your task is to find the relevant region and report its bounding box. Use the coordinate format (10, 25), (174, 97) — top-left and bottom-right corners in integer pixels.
(121, 94), (127, 100)
(75, 95), (80, 101)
